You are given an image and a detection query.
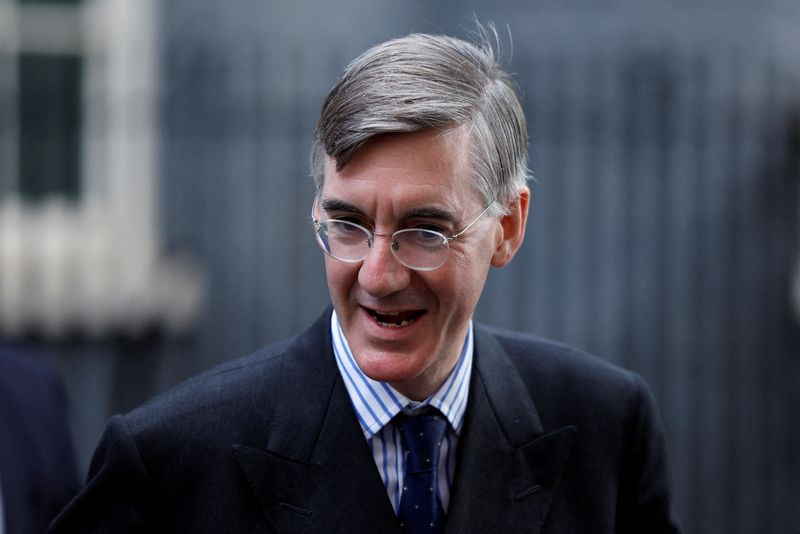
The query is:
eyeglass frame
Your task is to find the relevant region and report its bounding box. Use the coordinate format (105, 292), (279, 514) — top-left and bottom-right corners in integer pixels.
(311, 198), (497, 271)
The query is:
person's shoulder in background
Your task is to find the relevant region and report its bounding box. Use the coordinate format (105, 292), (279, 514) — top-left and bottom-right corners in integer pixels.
(0, 345), (80, 534)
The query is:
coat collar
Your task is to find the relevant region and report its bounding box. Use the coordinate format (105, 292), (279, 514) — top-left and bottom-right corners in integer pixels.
(233, 311), (575, 533)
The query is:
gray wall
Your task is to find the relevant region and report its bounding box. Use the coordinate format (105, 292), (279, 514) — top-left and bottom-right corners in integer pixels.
(50, 1), (800, 532)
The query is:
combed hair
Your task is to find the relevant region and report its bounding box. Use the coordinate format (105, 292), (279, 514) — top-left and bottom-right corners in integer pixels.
(310, 25), (530, 215)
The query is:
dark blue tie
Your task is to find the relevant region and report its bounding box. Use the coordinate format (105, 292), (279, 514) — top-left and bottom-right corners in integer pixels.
(397, 410), (448, 534)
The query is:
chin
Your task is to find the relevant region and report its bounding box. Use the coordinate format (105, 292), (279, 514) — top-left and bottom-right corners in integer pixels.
(352, 347), (428, 384)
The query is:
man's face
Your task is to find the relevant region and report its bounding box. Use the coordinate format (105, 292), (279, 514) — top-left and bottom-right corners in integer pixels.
(318, 128), (502, 400)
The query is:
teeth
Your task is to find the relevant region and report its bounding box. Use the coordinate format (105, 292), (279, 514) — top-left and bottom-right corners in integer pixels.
(376, 319), (415, 328)
(366, 307), (420, 328)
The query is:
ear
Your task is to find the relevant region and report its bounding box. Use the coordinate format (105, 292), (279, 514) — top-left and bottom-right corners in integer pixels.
(491, 186), (530, 268)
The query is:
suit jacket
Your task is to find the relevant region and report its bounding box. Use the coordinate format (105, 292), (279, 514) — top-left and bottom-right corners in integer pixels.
(0, 347), (80, 534)
(50, 309), (682, 533)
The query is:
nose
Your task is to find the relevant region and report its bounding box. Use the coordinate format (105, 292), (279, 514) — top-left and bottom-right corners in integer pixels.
(358, 233), (411, 297)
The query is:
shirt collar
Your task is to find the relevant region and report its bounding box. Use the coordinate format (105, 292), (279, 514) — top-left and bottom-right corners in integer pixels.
(331, 310), (473, 440)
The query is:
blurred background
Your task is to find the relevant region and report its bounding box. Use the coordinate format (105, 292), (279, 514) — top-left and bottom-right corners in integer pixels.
(1, 0), (799, 531)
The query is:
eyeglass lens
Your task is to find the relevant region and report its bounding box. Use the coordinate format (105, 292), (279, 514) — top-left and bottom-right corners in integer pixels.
(316, 220), (449, 270)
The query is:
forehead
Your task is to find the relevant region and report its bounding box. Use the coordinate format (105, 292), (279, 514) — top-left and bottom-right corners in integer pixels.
(321, 128), (480, 211)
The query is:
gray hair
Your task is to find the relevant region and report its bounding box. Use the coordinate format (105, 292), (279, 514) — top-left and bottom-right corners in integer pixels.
(310, 25), (530, 216)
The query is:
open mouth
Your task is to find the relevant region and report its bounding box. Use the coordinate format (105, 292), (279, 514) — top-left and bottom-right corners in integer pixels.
(365, 307), (425, 328)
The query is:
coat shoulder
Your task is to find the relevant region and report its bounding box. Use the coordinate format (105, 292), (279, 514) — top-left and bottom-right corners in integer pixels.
(114, 310), (333, 456)
(483, 325), (637, 379)
(123, 333), (301, 449)
(477, 325), (649, 422)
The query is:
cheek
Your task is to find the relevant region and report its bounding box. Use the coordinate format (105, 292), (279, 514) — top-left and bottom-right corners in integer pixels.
(439, 250), (492, 303)
(324, 258), (358, 298)
(429, 258), (487, 307)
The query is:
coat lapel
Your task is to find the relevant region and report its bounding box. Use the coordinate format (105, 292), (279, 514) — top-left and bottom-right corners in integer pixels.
(232, 310), (401, 533)
(445, 325), (576, 534)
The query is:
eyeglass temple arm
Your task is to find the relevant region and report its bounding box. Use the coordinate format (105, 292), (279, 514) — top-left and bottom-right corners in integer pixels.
(311, 195), (325, 227)
(449, 199), (496, 241)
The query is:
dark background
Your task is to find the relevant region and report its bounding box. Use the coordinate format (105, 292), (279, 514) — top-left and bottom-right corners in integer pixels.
(5, 0), (800, 532)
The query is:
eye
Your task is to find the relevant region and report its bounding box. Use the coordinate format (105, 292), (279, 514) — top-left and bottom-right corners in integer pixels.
(330, 219), (365, 233)
(399, 228), (447, 250)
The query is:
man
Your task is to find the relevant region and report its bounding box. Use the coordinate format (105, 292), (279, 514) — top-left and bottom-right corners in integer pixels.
(0, 346), (79, 534)
(50, 29), (682, 533)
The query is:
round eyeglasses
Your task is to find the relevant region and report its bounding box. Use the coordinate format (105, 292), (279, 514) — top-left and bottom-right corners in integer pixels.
(312, 201), (495, 271)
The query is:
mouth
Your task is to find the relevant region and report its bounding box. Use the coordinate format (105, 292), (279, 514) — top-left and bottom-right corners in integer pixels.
(363, 307), (426, 328)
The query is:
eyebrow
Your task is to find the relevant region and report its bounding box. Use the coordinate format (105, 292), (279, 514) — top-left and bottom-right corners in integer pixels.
(320, 198), (365, 216)
(320, 197), (457, 223)
(403, 207), (457, 222)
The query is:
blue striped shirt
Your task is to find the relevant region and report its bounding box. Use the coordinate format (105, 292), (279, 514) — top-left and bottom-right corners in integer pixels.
(330, 311), (473, 514)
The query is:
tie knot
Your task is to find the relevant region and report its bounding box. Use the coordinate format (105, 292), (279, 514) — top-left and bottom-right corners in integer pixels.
(397, 409), (448, 473)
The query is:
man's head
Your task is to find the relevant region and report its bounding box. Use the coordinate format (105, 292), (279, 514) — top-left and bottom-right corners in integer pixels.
(311, 28), (529, 217)
(311, 29), (530, 400)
